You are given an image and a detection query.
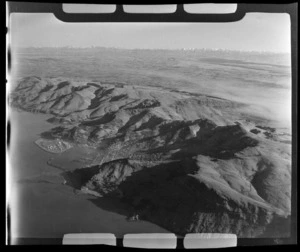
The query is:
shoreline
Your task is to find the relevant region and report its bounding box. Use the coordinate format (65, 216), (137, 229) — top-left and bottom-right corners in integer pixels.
(34, 138), (73, 154)
(80, 186), (103, 197)
(46, 159), (66, 171)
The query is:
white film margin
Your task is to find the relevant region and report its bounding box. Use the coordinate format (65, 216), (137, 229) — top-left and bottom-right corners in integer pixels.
(123, 5), (177, 14)
(63, 233), (116, 245)
(62, 233), (237, 247)
(123, 233), (177, 249)
(62, 4), (116, 14)
(184, 233), (237, 249)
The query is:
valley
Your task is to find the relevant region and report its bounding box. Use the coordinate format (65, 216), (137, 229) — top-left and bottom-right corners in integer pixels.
(8, 47), (292, 238)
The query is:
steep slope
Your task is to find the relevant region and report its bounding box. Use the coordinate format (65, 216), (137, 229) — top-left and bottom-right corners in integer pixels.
(10, 76), (292, 238)
(64, 154), (289, 237)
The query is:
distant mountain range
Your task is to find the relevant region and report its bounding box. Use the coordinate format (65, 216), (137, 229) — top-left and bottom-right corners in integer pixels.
(13, 46), (290, 55)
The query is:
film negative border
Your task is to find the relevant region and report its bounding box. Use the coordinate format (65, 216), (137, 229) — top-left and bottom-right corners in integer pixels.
(7, 2), (296, 23)
(64, 233), (238, 248)
(5, 1), (298, 247)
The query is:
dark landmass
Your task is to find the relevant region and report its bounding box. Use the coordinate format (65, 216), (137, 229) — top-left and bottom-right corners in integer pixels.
(10, 74), (291, 238)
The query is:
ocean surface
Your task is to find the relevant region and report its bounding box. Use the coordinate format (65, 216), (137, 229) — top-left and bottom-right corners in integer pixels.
(8, 109), (168, 241)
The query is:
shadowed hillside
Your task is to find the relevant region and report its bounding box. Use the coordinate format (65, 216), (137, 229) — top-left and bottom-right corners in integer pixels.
(9, 74), (291, 238)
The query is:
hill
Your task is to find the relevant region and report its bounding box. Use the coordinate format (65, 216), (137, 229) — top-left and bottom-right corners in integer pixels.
(9, 76), (291, 237)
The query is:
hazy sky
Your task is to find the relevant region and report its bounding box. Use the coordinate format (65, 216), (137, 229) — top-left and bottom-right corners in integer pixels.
(9, 12), (291, 53)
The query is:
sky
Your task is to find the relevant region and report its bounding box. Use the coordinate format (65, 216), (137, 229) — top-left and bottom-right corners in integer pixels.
(9, 12), (291, 53)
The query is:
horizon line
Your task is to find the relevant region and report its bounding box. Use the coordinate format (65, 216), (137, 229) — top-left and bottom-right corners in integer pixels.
(13, 46), (291, 54)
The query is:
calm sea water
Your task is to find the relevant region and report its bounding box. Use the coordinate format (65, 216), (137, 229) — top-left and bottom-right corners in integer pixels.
(8, 110), (168, 241)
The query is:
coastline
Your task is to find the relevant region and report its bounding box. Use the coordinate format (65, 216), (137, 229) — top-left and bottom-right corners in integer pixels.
(34, 138), (73, 154)
(80, 186), (103, 197)
(46, 158), (66, 171)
